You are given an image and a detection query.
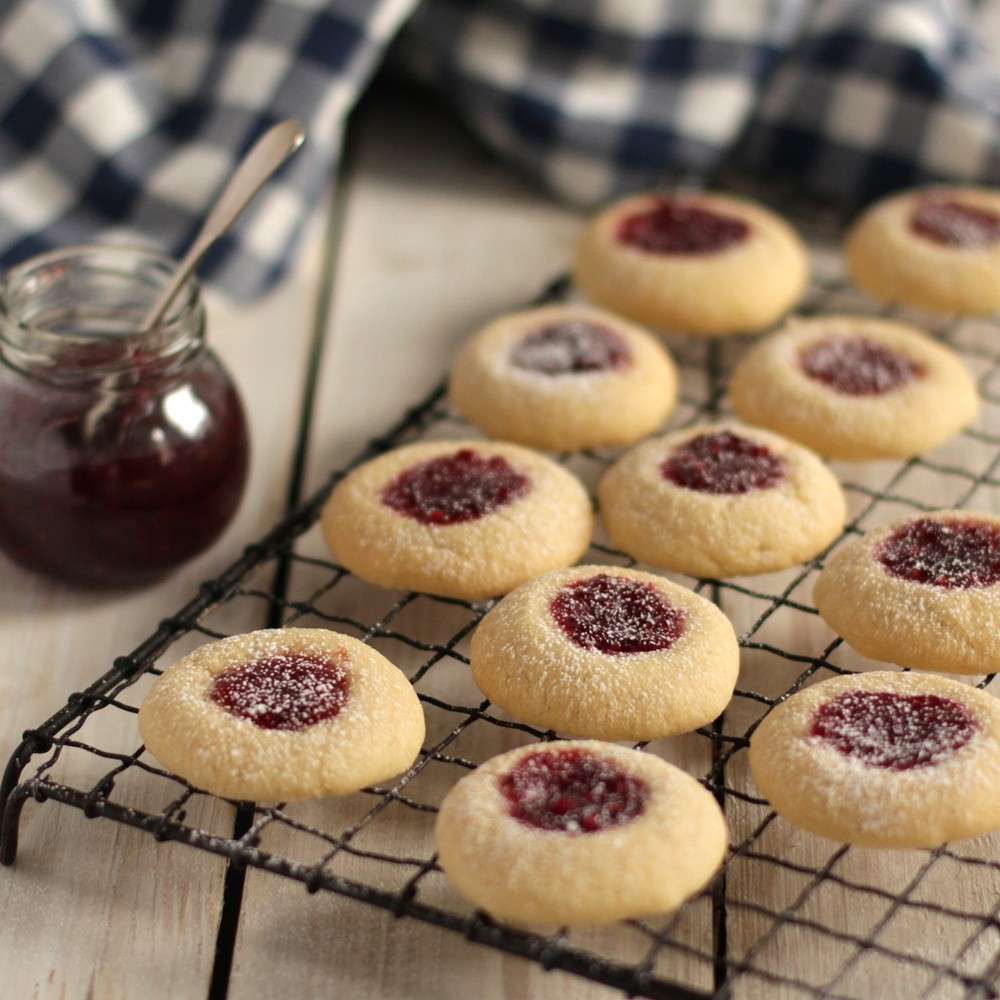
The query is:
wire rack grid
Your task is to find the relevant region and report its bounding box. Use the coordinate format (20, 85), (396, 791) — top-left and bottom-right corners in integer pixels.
(3, 263), (1000, 1000)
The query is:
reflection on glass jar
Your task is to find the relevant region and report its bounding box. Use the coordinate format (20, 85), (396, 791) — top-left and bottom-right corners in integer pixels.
(0, 245), (250, 588)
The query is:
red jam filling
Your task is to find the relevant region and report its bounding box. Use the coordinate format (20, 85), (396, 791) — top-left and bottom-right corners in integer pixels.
(811, 690), (976, 770)
(910, 200), (1000, 248)
(499, 748), (647, 833)
(549, 573), (686, 655)
(209, 653), (350, 731)
(877, 518), (1000, 589)
(0, 354), (248, 588)
(381, 448), (530, 525)
(661, 430), (786, 495)
(618, 198), (750, 255)
(510, 321), (631, 375)
(799, 337), (923, 396)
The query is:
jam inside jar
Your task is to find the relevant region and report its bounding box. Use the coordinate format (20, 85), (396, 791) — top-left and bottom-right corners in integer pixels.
(0, 246), (249, 587)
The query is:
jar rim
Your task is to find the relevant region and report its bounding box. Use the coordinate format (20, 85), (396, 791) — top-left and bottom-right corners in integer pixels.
(0, 243), (204, 384)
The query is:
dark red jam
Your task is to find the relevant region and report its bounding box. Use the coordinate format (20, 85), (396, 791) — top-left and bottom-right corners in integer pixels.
(0, 351), (248, 587)
(877, 517), (1000, 589)
(510, 321), (631, 375)
(549, 573), (686, 655)
(209, 652), (350, 731)
(618, 198), (750, 255)
(811, 690), (976, 770)
(799, 337), (923, 396)
(499, 748), (647, 833)
(381, 448), (530, 525)
(910, 200), (1000, 248)
(661, 430), (786, 495)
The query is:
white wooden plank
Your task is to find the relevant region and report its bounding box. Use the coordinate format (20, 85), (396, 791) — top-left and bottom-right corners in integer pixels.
(228, 89), (716, 1000)
(5, 83), (995, 1000)
(0, 208), (327, 999)
(723, 302), (1000, 999)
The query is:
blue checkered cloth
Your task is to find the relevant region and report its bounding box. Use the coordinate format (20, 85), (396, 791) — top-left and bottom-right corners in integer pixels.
(1, 0), (998, 298)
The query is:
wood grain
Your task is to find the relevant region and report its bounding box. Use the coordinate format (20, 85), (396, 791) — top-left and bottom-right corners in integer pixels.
(0, 208), (327, 1000)
(722, 317), (1000, 1000)
(5, 81), (1000, 1000)
(226, 92), (716, 1000)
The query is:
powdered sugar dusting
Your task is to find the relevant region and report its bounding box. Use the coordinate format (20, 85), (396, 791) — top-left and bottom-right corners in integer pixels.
(209, 652), (350, 731)
(799, 336), (924, 396)
(471, 566), (738, 741)
(810, 690), (977, 770)
(499, 748), (648, 833)
(910, 199), (1000, 248)
(549, 573), (686, 655)
(380, 448), (530, 525)
(660, 430), (786, 495)
(509, 320), (631, 375)
(877, 517), (1000, 589)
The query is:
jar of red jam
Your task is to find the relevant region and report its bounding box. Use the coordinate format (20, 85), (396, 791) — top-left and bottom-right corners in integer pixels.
(0, 245), (250, 587)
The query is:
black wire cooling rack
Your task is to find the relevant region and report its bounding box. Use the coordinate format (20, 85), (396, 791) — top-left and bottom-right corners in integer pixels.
(3, 265), (1000, 1000)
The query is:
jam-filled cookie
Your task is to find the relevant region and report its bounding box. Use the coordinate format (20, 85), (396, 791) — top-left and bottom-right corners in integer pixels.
(321, 440), (592, 600)
(449, 304), (677, 452)
(598, 423), (845, 578)
(138, 628), (425, 801)
(436, 740), (726, 926)
(573, 191), (808, 336)
(845, 186), (1000, 314)
(471, 565), (738, 740)
(729, 316), (978, 460)
(814, 510), (1000, 675)
(749, 671), (1000, 847)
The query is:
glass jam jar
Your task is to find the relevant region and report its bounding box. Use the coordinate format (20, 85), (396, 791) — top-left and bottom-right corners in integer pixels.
(0, 245), (250, 588)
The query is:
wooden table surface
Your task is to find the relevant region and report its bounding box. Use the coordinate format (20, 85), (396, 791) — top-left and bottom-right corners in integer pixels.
(2, 87), (999, 1000)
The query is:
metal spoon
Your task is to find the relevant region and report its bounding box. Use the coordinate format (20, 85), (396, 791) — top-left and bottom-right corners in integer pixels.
(141, 118), (306, 331)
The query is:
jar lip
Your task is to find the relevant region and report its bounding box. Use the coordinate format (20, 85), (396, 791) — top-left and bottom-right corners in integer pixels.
(0, 242), (199, 337)
(0, 243), (204, 383)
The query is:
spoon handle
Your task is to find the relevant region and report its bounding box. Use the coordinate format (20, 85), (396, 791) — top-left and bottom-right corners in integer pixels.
(142, 119), (306, 331)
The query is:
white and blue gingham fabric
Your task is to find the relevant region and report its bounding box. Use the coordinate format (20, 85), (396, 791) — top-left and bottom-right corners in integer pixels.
(0, 0), (419, 297)
(1, 0), (998, 298)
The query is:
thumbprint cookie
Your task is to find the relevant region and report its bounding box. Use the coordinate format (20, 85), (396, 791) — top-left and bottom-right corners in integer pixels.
(471, 565), (738, 740)
(436, 740), (727, 925)
(845, 186), (1000, 314)
(814, 510), (1000, 675)
(729, 315), (978, 460)
(321, 440), (592, 600)
(138, 628), (425, 801)
(574, 191), (808, 336)
(598, 423), (845, 578)
(749, 671), (1000, 847)
(449, 304), (677, 452)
